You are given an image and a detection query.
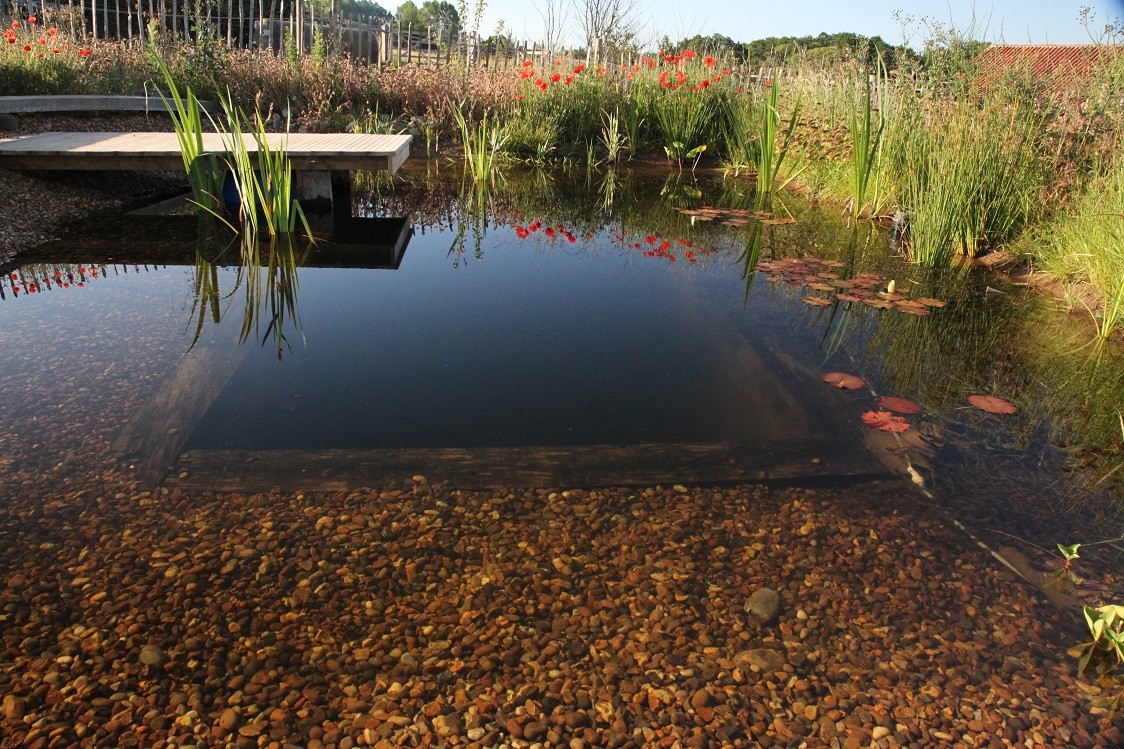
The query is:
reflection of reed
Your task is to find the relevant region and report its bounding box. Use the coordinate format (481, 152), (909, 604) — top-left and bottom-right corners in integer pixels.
(187, 233), (307, 360)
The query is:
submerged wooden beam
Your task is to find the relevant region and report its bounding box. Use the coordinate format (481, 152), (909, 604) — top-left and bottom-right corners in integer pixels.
(167, 440), (888, 493)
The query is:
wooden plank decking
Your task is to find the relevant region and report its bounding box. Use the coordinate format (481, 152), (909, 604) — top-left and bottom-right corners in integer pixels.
(0, 131), (412, 173)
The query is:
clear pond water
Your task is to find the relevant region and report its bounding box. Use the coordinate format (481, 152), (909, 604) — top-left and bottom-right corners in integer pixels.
(0, 165), (1120, 565)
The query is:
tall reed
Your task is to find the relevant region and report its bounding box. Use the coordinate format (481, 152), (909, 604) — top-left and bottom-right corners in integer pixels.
(453, 106), (508, 181)
(891, 93), (1043, 265)
(652, 85), (714, 168)
(756, 78), (801, 200)
(847, 71), (884, 218)
(216, 93), (313, 239)
(148, 49), (224, 213)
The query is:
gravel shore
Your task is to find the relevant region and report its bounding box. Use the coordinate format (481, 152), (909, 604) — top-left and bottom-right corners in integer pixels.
(1, 114), (1122, 748)
(0, 113), (187, 262)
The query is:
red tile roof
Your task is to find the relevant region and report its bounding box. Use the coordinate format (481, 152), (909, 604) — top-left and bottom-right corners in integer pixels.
(975, 44), (1123, 90)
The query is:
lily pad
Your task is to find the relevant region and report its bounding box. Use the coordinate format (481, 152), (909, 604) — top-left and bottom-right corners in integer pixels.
(861, 410), (911, 432)
(876, 396), (922, 415)
(968, 395), (1017, 414)
(803, 296), (832, 307)
(823, 372), (865, 389)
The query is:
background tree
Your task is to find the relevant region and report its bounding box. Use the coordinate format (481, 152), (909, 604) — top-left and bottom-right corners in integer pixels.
(571, 0), (644, 61)
(535, 0), (570, 56)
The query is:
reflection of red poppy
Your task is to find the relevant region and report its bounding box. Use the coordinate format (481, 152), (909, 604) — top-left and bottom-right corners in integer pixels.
(645, 235), (655, 245)
(545, 227), (556, 237)
(515, 226), (529, 239)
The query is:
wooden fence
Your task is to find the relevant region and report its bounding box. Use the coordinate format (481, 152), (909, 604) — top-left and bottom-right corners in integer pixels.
(2, 0), (611, 70)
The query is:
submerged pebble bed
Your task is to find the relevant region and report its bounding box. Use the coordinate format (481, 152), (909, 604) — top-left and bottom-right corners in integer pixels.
(1, 464), (1121, 747)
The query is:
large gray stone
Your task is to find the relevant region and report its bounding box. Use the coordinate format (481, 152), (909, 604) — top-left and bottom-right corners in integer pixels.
(745, 587), (782, 624)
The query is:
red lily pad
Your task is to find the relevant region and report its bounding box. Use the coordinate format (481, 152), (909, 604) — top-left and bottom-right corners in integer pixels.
(861, 410), (911, 432)
(876, 396), (922, 415)
(823, 372), (865, 389)
(803, 296), (832, 307)
(968, 395), (1017, 414)
(916, 297), (948, 308)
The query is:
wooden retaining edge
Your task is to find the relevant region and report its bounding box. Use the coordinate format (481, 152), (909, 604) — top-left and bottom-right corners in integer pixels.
(166, 440), (890, 493)
(0, 95), (218, 115)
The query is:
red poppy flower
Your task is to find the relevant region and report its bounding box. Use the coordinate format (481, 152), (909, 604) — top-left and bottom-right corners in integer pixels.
(551, 72), (561, 83)
(79, 48), (91, 56)
(516, 94), (524, 100)
(564, 75), (573, 85)
(23, 43), (31, 51)
(704, 56), (715, 67)
(685, 50), (697, 59)
(27, 15), (36, 23)
(38, 38), (46, 44)
(522, 59), (532, 67)
(573, 63), (586, 74)
(47, 27), (56, 35)
(52, 48), (59, 53)
(10, 20), (18, 28)
(648, 59), (656, 68)
(6, 37), (13, 44)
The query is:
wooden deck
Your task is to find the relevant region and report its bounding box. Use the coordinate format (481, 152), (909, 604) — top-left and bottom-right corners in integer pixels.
(0, 131), (412, 173)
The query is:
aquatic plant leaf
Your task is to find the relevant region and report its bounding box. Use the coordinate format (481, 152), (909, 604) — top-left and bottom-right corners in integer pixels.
(836, 293), (864, 303)
(916, 297), (948, 308)
(823, 372), (865, 389)
(803, 296), (832, 307)
(968, 395), (1017, 414)
(861, 410), (911, 432)
(876, 396), (922, 415)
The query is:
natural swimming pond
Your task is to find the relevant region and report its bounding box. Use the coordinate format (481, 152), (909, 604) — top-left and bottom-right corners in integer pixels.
(1, 164), (1122, 744)
(2, 166), (1119, 541)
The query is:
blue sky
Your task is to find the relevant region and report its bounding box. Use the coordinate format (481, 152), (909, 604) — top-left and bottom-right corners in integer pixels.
(468, 0), (1124, 49)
